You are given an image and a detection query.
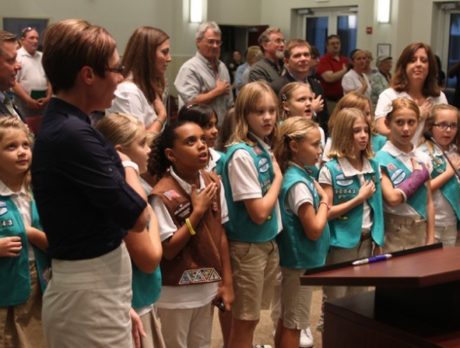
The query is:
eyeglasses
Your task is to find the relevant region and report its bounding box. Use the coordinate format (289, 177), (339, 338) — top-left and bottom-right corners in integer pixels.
(433, 122), (458, 130)
(106, 65), (125, 74)
(204, 39), (222, 47)
(271, 38), (286, 45)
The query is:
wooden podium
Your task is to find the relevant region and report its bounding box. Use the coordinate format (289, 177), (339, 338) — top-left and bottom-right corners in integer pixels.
(301, 245), (460, 347)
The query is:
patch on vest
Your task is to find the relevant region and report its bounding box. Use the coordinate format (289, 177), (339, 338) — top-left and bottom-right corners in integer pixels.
(163, 190), (181, 201)
(387, 163), (396, 172)
(174, 202), (192, 220)
(0, 201), (7, 216)
(0, 219), (13, 227)
(335, 173), (353, 187)
(179, 267), (222, 285)
(391, 169), (406, 185)
(258, 157), (269, 173)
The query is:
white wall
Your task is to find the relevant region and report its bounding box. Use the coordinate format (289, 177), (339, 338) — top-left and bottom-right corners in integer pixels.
(0, 0), (450, 92)
(259, 0), (445, 61)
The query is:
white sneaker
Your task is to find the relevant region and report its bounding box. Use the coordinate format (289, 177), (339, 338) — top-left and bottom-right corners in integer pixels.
(254, 345), (273, 348)
(299, 327), (314, 347)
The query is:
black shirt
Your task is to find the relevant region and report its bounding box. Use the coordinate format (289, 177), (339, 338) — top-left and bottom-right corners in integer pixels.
(31, 98), (146, 260)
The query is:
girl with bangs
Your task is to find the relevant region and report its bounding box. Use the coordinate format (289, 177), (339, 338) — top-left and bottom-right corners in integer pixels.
(323, 92), (386, 162)
(375, 97), (434, 252)
(220, 81), (283, 348)
(319, 107), (384, 301)
(273, 116), (330, 348)
(418, 104), (460, 246)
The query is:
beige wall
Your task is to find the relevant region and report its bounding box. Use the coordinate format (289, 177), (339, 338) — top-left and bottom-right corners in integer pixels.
(0, 0), (450, 93)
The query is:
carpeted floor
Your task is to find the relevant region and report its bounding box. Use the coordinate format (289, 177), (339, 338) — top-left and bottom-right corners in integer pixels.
(211, 286), (324, 348)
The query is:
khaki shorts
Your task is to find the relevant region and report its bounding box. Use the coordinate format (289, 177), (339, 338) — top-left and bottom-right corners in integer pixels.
(229, 241), (279, 321)
(434, 225), (458, 247)
(280, 267), (312, 330)
(383, 213), (426, 253)
(0, 263), (46, 348)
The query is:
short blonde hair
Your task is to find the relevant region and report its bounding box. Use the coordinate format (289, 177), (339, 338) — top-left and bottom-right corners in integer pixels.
(274, 116), (319, 172)
(227, 81), (279, 147)
(0, 116), (33, 144)
(95, 113), (144, 148)
(329, 108), (373, 160)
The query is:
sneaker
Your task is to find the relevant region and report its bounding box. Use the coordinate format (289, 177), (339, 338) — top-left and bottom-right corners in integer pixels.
(254, 345), (273, 348)
(299, 327), (314, 347)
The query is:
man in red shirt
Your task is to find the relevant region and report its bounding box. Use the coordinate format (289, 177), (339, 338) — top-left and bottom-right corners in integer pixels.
(316, 35), (349, 113)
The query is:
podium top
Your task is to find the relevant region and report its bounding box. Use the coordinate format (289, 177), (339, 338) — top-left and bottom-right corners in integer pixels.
(301, 246), (460, 287)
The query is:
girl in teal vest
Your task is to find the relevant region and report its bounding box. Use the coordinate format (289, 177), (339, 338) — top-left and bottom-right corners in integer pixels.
(273, 116), (330, 348)
(323, 92), (386, 162)
(96, 113), (165, 348)
(0, 117), (49, 348)
(280, 82), (325, 181)
(417, 104), (460, 246)
(375, 97), (435, 253)
(319, 107), (384, 302)
(221, 81), (283, 348)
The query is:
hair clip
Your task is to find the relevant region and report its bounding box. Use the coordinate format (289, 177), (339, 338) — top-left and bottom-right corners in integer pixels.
(281, 94), (287, 102)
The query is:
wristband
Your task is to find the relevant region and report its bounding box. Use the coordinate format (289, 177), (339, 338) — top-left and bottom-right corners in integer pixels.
(185, 218), (196, 236)
(122, 160), (139, 174)
(319, 201), (330, 210)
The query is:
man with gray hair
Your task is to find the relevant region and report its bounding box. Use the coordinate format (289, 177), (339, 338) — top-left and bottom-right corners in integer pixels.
(174, 21), (233, 125)
(0, 30), (23, 119)
(249, 27), (285, 83)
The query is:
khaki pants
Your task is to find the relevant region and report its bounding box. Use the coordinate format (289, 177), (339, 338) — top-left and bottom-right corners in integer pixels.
(157, 304), (213, 348)
(0, 263), (46, 348)
(138, 308), (166, 348)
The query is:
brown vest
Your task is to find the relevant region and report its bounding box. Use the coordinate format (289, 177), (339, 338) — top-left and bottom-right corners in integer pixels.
(152, 170), (224, 286)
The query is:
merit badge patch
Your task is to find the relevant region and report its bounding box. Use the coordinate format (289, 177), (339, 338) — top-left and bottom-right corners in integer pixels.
(0, 201), (7, 216)
(179, 267), (222, 285)
(335, 173), (353, 187)
(391, 168), (406, 185)
(163, 190), (181, 201)
(258, 157), (269, 173)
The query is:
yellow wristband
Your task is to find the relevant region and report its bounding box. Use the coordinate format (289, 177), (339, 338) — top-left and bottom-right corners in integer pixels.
(185, 218), (196, 236)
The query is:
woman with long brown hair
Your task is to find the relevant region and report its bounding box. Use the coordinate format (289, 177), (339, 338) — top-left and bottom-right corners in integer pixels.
(109, 26), (172, 134)
(374, 42), (447, 144)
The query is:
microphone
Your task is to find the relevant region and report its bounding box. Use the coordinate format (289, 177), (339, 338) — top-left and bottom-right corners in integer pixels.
(423, 131), (460, 181)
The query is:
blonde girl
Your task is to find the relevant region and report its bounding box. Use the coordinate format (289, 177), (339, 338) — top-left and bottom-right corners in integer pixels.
(280, 82), (325, 147)
(323, 92), (386, 161)
(96, 113), (165, 348)
(375, 97), (435, 252)
(0, 116), (48, 348)
(319, 108), (384, 300)
(418, 104), (460, 246)
(221, 81), (283, 348)
(273, 116), (330, 348)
